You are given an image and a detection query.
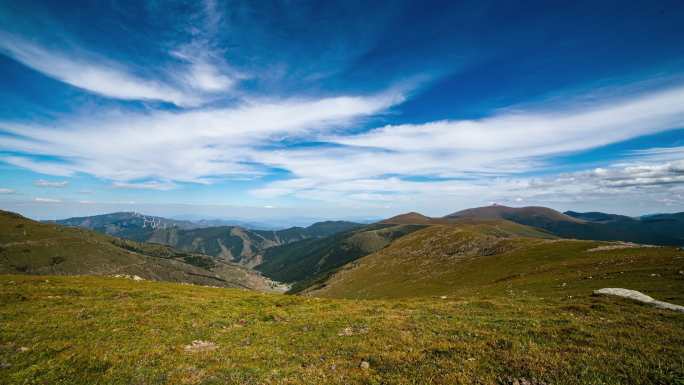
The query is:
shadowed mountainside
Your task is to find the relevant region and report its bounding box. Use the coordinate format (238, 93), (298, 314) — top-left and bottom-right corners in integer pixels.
(255, 223), (427, 292)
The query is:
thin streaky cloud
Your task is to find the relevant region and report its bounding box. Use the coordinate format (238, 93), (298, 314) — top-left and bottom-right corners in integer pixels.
(34, 179), (69, 188)
(0, 33), (200, 106)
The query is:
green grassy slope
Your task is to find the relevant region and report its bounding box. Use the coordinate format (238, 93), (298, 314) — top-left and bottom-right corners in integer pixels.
(308, 223), (684, 300)
(255, 223), (426, 291)
(1, 274), (683, 385)
(0, 211), (274, 291)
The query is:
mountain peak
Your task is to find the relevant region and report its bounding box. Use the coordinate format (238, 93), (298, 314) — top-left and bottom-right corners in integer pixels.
(445, 205), (583, 223)
(381, 212), (433, 225)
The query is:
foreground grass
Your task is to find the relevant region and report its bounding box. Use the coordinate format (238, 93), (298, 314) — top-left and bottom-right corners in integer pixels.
(1, 275), (683, 384)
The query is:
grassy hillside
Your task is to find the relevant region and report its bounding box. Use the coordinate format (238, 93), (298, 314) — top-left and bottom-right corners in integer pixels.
(0, 211), (276, 291)
(308, 223), (684, 300)
(1, 274), (683, 384)
(256, 223), (426, 291)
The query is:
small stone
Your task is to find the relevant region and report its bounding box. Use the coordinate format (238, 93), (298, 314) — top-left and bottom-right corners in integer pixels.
(18, 346), (30, 352)
(439, 295), (447, 299)
(678, 270), (684, 275)
(184, 340), (217, 353)
(359, 361), (370, 370)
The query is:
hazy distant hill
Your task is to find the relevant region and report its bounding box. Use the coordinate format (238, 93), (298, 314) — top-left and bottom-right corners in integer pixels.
(54, 213), (362, 266)
(51, 212), (197, 242)
(446, 204), (583, 225)
(1, 211), (278, 290)
(446, 205), (684, 246)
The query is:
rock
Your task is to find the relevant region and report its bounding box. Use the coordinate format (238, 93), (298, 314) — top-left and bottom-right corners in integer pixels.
(439, 295), (447, 299)
(594, 288), (684, 313)
(18, 346), (30, 352)
(184, 340), (218, 353)
(338, 325), (368, 336)
(500, 377), (547, 385)
(112, 274), (145, 281)
(359, 361), (370, 370)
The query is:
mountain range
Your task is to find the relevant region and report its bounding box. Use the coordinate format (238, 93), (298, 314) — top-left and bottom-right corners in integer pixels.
(53, 212), (362, 267)
(379, 205), (684, 245)
(0, 210), (281, 291)
(7, 204), (684, 297)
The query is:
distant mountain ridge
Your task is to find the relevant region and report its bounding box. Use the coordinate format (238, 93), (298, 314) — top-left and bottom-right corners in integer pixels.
(53, 212), (363, 266)
(1, 210), (279, 291)
(382, 205), (684, 246)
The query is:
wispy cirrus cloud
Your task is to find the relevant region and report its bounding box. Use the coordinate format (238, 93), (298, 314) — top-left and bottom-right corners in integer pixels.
(0, 89), (405, 185)
(0, 33), (201, 106)
(33, 197), (61, 203)
(34, 179), (69, 188)
(112, 181), (178, 191)
(250, 84), (684, 186)
(0, 188), (15, 194)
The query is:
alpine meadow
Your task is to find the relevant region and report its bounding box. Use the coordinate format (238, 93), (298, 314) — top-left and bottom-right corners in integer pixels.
(1, 1), (684, 384)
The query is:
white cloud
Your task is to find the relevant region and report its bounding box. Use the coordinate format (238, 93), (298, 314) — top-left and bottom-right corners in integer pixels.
(0, 188), (15, 194)
(34, 197), (62, 203)
(171, 49), (238, 93)
(244, 84), (684, 208)
(0, 33), (200, 106)
(0, 90), (404, 185)
(34, 179), (69, 188)
(112, 181), (178, 191)
(3, 156), (75, 177)
(250, 158), (684, 216)
(322, 85), (684, 174)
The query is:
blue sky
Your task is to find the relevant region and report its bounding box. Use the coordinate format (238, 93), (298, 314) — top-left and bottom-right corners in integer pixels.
(1, 0), (684, 221)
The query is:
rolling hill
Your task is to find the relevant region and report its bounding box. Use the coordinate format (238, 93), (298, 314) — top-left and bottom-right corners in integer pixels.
(255, 223), (426, 292)
(54, 212), (362, 266)
(446, 204), (585, 225)
(306, 221), (684, 300)
(384, 204), (684, 246)
(0, 210), (279, 291)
